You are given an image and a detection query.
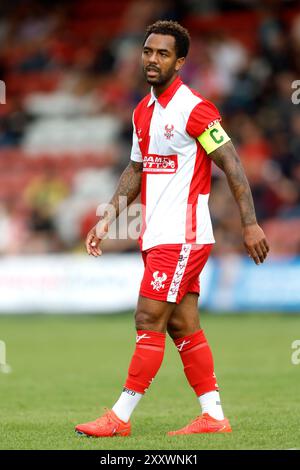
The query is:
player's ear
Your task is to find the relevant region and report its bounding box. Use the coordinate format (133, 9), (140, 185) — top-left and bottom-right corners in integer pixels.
(175, 57), (185, 72)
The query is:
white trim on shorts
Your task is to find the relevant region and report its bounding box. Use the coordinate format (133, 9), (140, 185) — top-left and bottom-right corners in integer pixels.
(167, 244), (192, 302)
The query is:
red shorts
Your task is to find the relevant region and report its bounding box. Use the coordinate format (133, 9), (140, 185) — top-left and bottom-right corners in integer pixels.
(139, 243), (212, 304)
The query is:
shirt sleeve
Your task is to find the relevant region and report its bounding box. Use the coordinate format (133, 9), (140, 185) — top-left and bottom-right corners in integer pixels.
(186, 99), (231, 154)
(186, 99), (222, 138)
(130, 111), (143, 163)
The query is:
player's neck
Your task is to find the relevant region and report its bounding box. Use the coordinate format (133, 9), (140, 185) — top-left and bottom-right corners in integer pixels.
(153, 73), (178, 98)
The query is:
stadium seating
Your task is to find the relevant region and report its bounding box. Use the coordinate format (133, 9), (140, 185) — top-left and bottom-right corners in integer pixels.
(0, 0), (299, 255)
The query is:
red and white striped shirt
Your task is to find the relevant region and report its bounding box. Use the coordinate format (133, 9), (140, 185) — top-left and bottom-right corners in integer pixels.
(130, 76), (222, 252)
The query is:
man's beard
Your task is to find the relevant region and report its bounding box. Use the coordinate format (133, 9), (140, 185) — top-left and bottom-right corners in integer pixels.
(143, 67), (174, 86)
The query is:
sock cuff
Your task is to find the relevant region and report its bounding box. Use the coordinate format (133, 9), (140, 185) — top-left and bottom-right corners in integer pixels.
(173, 329), (207, 353)
(136, 329), (166, 347)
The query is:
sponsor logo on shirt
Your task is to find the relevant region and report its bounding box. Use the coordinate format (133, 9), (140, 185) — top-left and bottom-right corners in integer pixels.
(143, 154), (178, 174)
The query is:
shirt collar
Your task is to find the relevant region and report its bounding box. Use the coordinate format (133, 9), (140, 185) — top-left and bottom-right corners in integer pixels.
(147, 76), (183, 108)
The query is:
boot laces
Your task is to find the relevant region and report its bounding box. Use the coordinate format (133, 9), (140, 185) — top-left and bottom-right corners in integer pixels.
(95, 408), (114, 428)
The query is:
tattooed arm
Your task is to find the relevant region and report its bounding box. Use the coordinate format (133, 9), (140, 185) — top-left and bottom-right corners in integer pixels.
(108, 161), (143, 220)
(209, 140), (270, 264)
(86, 161), (143, 256)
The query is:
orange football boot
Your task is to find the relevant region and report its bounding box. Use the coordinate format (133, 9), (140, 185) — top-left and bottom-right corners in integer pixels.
(168, 413), (232, 435)
(75, 409), (131, 437)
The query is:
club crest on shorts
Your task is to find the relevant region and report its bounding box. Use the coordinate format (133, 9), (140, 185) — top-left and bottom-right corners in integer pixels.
(164, 124), (174, 140)
(151, 271), (167, 291)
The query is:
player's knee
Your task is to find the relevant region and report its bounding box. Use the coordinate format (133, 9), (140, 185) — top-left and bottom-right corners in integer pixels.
(135, 309), (161, 331)
(167, 316), (185, 338)
(167, 316), (194, 339)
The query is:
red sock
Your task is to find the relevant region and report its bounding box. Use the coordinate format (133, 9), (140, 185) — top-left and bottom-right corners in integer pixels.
(173, 329), (218, 396)
(124, 330), (166, 394)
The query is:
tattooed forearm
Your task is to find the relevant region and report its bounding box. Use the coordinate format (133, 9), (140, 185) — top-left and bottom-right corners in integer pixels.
(209, 141), (257, 227)
(105, 161), (143, 222)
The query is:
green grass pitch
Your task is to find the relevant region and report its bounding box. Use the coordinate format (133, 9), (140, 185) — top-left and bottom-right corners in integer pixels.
(0, 312), (299, 450)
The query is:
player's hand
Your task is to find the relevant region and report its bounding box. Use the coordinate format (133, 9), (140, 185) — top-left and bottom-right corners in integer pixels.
(242, 223), (270, 265)
(85, 219), (109, 257)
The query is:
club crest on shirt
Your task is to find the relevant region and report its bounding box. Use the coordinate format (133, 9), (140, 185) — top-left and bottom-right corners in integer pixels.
(164, 124), (174, 140)
(151, 271), (167, 291)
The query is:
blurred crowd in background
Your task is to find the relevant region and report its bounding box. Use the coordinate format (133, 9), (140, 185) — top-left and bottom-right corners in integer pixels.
(0, 0), (300, 256)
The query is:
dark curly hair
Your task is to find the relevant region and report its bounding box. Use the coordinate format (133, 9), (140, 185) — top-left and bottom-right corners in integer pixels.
(143, 20), (190, 59)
